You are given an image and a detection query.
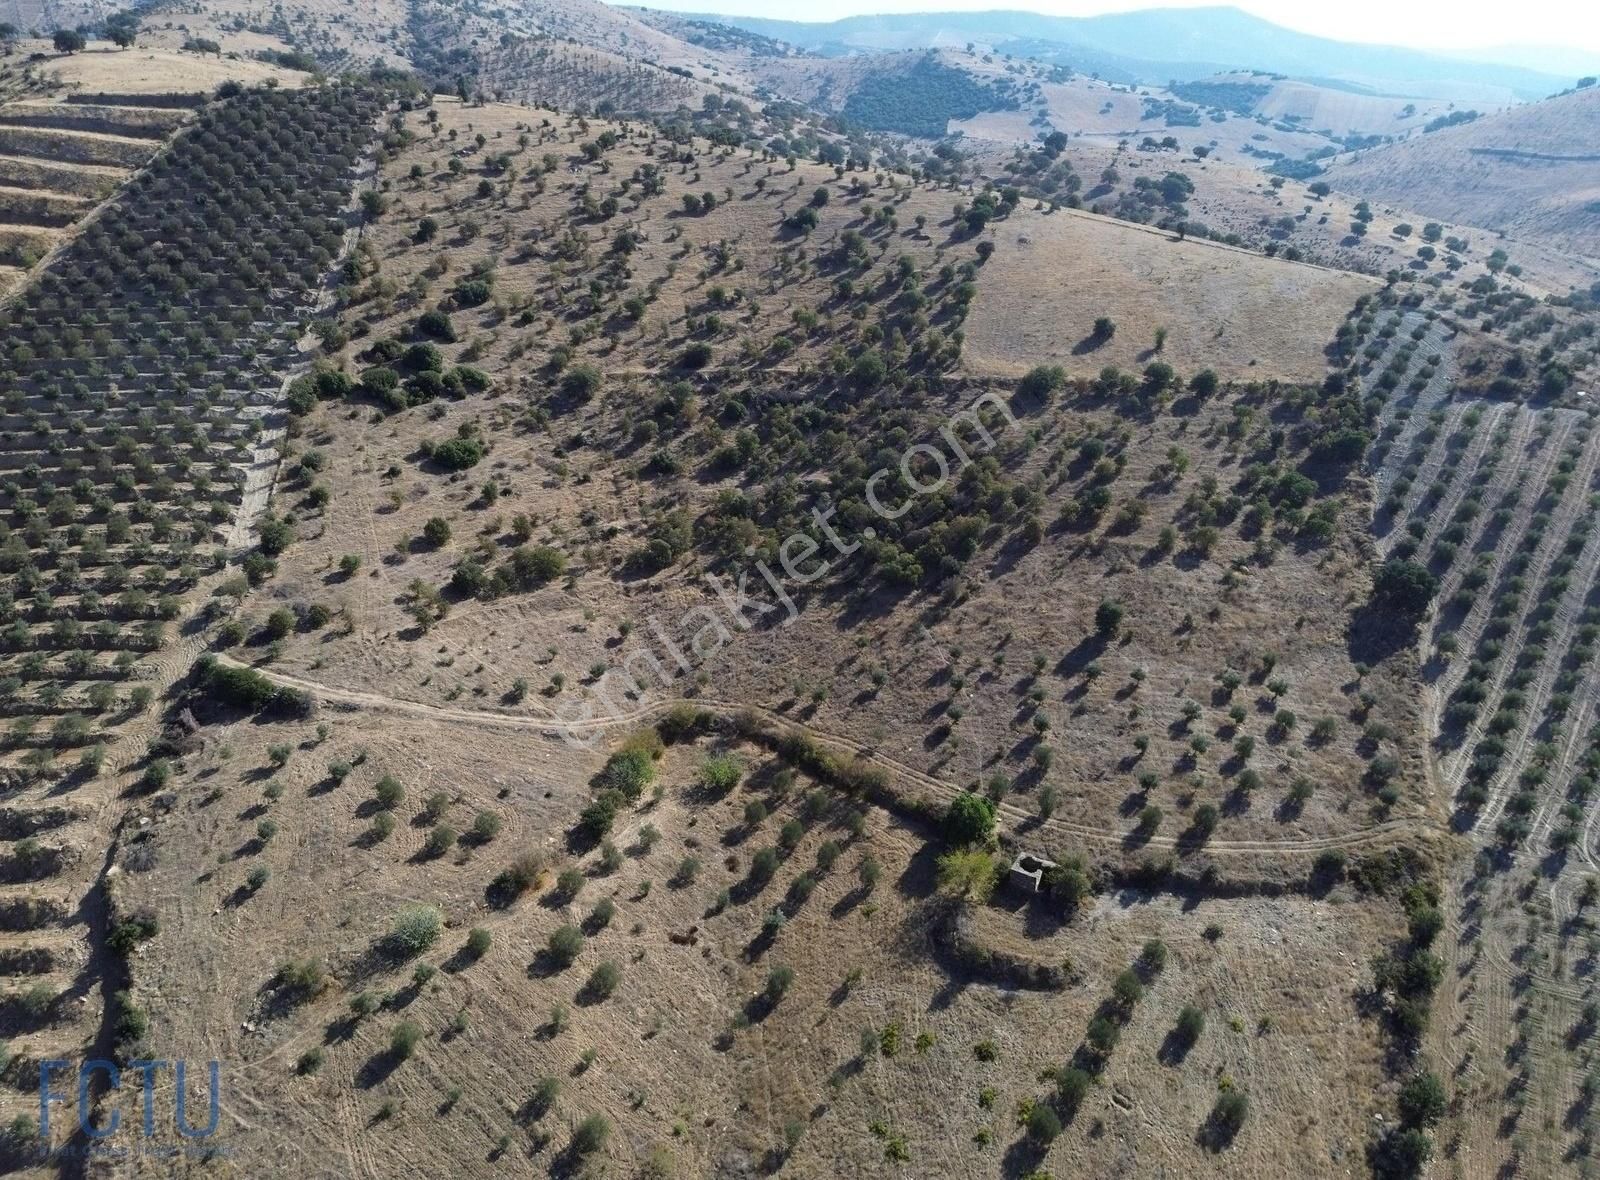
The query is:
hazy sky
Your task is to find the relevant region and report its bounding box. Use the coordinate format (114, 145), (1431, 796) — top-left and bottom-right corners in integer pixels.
(633, 0), (1600, 58)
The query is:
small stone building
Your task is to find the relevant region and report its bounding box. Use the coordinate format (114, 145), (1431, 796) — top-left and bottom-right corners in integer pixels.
(1008, 852), (1057, 894)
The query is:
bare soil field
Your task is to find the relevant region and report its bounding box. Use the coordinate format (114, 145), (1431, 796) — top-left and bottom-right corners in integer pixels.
(28, 45), (301, 94)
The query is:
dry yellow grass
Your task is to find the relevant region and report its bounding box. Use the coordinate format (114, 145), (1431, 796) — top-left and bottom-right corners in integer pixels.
(0, 59), (1481, 1176)
(1247, 77), (1451, 137)
(961, 203), (1377, 380)
(32, 46), (302, 94)
(93, 714), (1406, 1178)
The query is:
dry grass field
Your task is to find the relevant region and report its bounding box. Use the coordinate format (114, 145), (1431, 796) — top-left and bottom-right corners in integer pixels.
(962, 205), (1377, 379)
(32, 46), (300, 93)
(100, 713), (1411, 1178)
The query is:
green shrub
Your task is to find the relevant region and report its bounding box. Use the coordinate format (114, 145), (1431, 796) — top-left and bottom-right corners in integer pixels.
(374, 776), (404, 809)
(417, 310), (455, 341)
(765, 965), (796, 1002)
(548, 924), (584, 967)
(424, 824), (457, 857)
(600, 749), (656, 800)
(390, 1021), (423, 1060)
(699, 754), (743, 793)
(572, 1113), (611, 1154)
(431, 436), (485, 471)
(1058, 1066), (1091, 1111)
(943, 792), (996, 847)
(389, 905), (443, 957)
(1210, 1089), (1247, 1140)
(1026, 1102), (1062, 1143)
(585, 960), (622, 1001)
(1112, 968), (1144, 1007)
(422, 517), (451, 547)
(1397, 1070), (1445, 1127)
(503, 545), (566, 589)
(1371, 559), (1438, 619)
(1018, 364), (1065, 401)
(560, 364), (602, 402)
(579, 790), (625, 840)
(751, 847), (780, 884)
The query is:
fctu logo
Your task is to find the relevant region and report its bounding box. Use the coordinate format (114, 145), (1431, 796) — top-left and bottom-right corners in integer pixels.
(39, 1060), (220, 1140)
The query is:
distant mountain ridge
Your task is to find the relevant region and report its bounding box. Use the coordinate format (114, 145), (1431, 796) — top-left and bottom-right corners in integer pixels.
(635, 5), (1580, 100)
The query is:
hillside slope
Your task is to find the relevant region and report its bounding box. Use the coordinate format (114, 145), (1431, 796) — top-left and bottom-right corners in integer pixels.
(655, 5), (1575, 99)
(1325, 86), (1600, 257)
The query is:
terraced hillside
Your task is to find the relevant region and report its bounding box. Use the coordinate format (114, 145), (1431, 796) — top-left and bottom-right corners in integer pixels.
(47, 92), (1475, 1177)
(0, 7), (1583, 1174)
(0, 80), (382, 1157)
(0, 92), (196, 291)
(1333, 283), (1600, 1175)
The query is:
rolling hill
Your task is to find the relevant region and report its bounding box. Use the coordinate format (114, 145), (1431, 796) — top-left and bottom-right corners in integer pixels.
(1326, 84), (1600, 257)
(0, 4), (1596, 1179)
(648, 5), (1582, 100)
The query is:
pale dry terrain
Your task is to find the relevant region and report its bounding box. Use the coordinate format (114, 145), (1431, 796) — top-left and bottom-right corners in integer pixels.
(33, 46), (301, 94)
(962, 204), (1376, 379)
(100, 686), (1413, 1179)
(7, 12), (1586, 1176)
(1245, 77), (1453, 139)
(227, 98), (1431, 857)
(1326, 86), (1600, 259)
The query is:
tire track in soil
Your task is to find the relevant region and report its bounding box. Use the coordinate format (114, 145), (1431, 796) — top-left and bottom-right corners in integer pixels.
(1356, 324), (1600, 1176)
(1357, 324), (1582, 1177)
(1519, 505), (1600, 857)
(1377, 382), (1473, 553)
(1366, 314), (1457, 506)
(1420, 408), (1546, 742)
